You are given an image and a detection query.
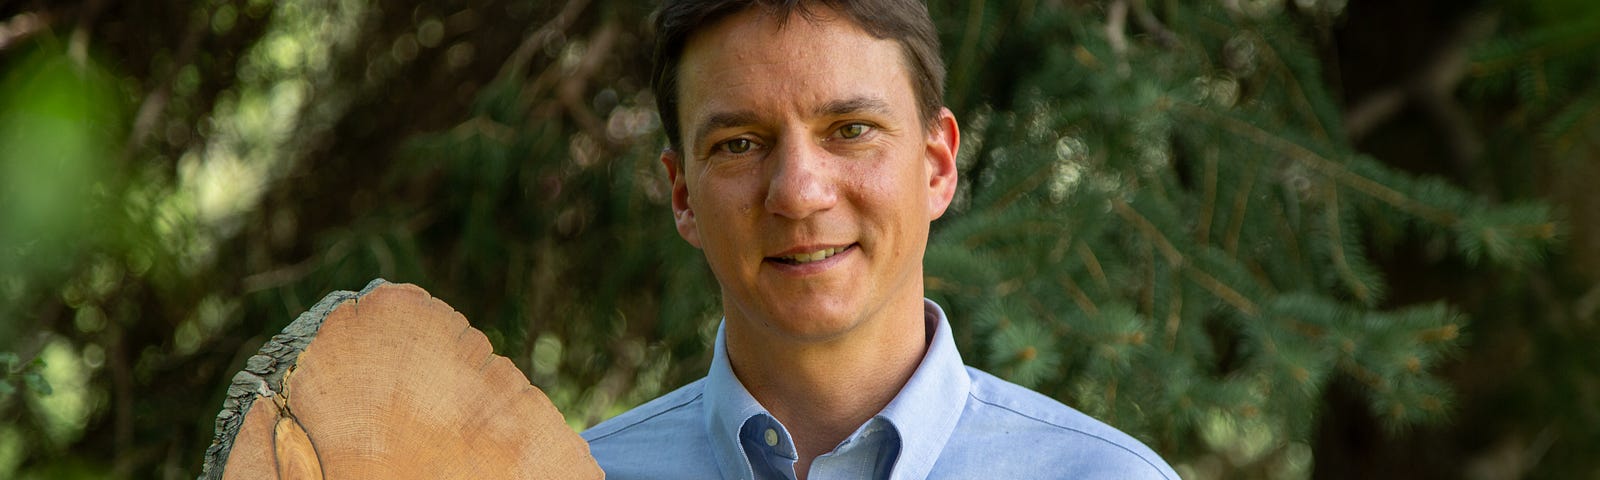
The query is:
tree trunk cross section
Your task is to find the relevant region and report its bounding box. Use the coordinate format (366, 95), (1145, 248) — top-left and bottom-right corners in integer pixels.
(200, 279), (603, 479)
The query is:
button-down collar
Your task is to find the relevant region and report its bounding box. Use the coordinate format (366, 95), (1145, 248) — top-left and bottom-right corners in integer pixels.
(701, 299), (969, 480)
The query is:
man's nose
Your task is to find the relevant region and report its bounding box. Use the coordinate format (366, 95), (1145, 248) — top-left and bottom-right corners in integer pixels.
(764, 137), (838, 220)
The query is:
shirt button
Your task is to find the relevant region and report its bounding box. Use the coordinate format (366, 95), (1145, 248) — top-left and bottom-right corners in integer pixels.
(764, 428), (779, 447)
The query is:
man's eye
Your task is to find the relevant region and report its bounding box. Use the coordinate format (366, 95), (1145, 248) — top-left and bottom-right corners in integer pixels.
(719, 138), (753, 154)
(838, 123), (870, 139)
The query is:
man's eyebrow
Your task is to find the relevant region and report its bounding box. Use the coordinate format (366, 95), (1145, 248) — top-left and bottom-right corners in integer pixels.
(816, 96), (892, 118)
(689, 97), (893, 147)
(692, 110), (760, 148)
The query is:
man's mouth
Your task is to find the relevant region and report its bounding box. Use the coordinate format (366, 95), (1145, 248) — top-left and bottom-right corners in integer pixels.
(770, 244), (854, 265)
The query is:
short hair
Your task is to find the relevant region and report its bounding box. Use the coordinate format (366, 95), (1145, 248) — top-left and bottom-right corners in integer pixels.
(651, 0), (947, 153)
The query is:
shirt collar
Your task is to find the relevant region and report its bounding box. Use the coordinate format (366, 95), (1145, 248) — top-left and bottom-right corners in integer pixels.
(875, 299), (970, 480)
(701, 299), (971, 480)
(704, 321), (777, 479)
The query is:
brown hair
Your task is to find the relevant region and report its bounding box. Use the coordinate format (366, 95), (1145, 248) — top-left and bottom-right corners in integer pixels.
(651, 0), (947, 152)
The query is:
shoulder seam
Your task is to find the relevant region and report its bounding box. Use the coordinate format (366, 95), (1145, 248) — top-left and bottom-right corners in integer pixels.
(968, 391), (1173, 480)
(583, 391), (705, 444)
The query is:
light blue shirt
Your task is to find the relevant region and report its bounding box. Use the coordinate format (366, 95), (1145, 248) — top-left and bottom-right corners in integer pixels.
(581, 300), (1179, 479)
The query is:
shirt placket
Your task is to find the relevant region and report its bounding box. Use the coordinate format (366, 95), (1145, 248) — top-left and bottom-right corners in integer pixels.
(739, 414), (798, 480)
(809, 418), (901, 480)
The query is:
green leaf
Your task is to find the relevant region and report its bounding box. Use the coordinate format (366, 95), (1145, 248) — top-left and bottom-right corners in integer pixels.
(24, 371), (50, 396)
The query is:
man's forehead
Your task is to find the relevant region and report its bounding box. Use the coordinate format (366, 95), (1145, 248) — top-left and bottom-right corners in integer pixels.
(685, 4), (853, 44)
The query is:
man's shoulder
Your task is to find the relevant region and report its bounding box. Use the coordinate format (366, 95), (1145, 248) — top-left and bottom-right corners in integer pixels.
(580, 378), (719, 479)
(942, 367), (1179, 479)
(581, 377), (707, 444)
(959, 367), (1146, 446)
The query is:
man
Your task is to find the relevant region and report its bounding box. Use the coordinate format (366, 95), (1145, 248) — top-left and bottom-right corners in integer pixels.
(581, 1), (1178, 478)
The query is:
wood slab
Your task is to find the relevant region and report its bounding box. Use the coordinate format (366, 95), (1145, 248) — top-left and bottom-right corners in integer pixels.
(200, 279), (602, 479)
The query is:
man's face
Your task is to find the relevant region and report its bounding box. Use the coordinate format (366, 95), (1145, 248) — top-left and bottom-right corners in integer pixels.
(664, 7), (959, 344)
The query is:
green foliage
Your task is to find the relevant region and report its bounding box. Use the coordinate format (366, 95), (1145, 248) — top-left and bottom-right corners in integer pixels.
(1471, 5), (1600, 105)
(0, 353), (51, 398)
(390, 74), (723, 425)
(0, 0), (1593, 478)
(920, 0), (1557, 474)
(0, 45), (127, 307)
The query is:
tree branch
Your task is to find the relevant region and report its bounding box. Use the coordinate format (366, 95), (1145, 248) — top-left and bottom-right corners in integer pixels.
(0, 11), (51, 51)
(124, 2), (214, 158)
(1324, 187), (1374, 304)
(67, 0), (111, 63)
(557, 21), (620, 151)
(497, 0), (591, 82)
(1197, 152), (1218, 243)
(1076, 241), (1110, 289)
(1343, 13), (1498, 193)
(1130, 0), (1176, 48)
(108, 321), (135, 471)
(1165, 272), (1183, 351)
(1177, 102), (1460, 226)
(1112, 199), (1262, 316)
(1252, 31), (1333, 141)
(1223, 159), (1257, 256)
(947, 0), (987, 109)
(1105, 0), (1131, 75)
(1057, 273), (1100, 317)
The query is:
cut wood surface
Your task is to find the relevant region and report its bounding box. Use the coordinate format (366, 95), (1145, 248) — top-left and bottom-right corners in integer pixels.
(200, 279), (602, 479)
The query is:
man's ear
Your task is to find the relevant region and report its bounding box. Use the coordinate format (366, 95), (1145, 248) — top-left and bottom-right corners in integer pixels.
(662, 149), (702, 248)
(925, 107), (960, 220)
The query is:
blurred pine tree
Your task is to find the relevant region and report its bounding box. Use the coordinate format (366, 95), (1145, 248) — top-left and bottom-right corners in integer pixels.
(0, 0), (1594, 478)
(390, 1), (1563, 476)
(916, 1), (1559, 476)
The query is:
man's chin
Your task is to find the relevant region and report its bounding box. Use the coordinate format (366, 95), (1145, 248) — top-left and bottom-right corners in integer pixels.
(743, 307), (863, 344)
(769, 320), (859, 344)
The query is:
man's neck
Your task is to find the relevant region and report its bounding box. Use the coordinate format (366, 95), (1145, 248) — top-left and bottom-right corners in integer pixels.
(724, 297), (930, 479)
